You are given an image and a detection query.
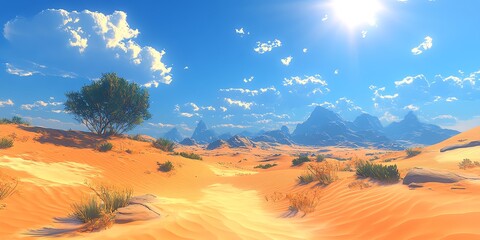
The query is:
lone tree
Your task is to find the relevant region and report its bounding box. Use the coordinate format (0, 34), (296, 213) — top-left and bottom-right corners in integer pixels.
(65, 73), (151, 137)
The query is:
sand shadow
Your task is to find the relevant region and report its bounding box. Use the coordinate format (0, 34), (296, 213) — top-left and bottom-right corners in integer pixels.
(19, 126), (102, 149)
(25, 217), (84, 237)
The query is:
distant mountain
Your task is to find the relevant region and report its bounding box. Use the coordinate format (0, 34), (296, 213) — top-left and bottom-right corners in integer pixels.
(179, 137), (197, 146)
(280, 125), (290, 135)
(353, 113), (384, 132)
(385, 111), (460, 145)
(253, 127), (293, 145)
(207, 135), (255, 150)
(218, 132), (233, 140)
(163, 127), (183, 142)
(191, 120), (218, 144)
(206, 139), (228, 150)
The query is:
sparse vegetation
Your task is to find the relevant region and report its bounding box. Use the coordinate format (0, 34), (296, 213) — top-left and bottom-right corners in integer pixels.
(153, 138), (175, 152)
(458, 158), (480, 170)
(0, 177), (18, 201)
(306, 161), (338, 185)
(406, 148), (422, 158)
(0, 138), (13, 149)
(0, 116), (29, 125)
(65, 73), (151, 137)
(89, 184), (132, 214)
(125, 149), (133, 154)
(157, 161), (174, 172)
(316, 154), (325, 162)
(128, 134), (152, 142)
(71, 197), (103, 223)
(254, 163), (277, 169)
(174, 152), (202, 160)
(297, 172), (315, 184)
(98, 142), (113, 152)
(286, 190), (321, 215)
(356, 161), (400, 183)
(292, 156), (311, 166)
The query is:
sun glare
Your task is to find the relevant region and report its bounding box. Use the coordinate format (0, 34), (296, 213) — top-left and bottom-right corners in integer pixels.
(330, 0), (383, 29)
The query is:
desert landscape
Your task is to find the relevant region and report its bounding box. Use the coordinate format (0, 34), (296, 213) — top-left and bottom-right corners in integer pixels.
(1, 0), (480, 239)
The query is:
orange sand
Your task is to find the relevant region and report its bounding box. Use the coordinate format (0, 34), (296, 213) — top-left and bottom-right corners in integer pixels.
(0, 124), (479, 239)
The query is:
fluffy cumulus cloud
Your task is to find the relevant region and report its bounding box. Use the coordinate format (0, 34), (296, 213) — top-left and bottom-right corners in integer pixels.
(380, 111), (400, 123)
(403, 104), (419, 111)
(283, 74), (327, 86)
(253, 39), (282, 54)
(4, 9), (172, 86)
(219, 87), (279, 96)
(310, 98), (363, 120)
(224, 98), (254, 110)
(281, 56), (293, 66)
(411, 36), (433, 55)
(0, 99), (14, 107)
(21, 99), (62, 110)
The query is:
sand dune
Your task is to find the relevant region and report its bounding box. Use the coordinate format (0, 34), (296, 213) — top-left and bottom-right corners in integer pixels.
(1, 124), (480, 239)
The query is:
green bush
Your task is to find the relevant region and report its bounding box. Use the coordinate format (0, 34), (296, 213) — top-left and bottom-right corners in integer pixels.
(157, 161), (174, 172)
(175, 152), (202, 160)
(356, 161), (400, 183)
(406, 148), (421, 157)
(153, 138), (175, 152)
(297, 173), (315, 184)
(98, 142), (113, 152)
(0, 116), (29, 125)
(254, 163), (277, 169)
(0, 138), (13, 149)
(292, 156), (311, 166)
(316, 155), (325, 162)
(71, 197), (103, 223)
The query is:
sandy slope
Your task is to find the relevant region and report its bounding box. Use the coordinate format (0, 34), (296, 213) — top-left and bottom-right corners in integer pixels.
(1, 124), (480, 239)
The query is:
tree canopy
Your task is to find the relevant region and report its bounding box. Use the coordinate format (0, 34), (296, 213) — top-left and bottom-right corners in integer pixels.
(65, 73), (151, 137)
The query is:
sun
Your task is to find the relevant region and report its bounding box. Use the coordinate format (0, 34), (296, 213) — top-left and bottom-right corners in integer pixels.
(329, 0), (383, 29)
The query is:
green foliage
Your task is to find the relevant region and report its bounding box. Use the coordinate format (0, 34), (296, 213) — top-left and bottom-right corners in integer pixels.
(89, 184), (132, 214)
(316, 155), (325, 162)
(71, 197), (103, 223)
(356, 161), (400, 183)
(0, 138), (13, 149)
(406, 148), (421, 158)
(292, 156), (311, 166)
(174, 152), (202, 160)
(153, 138), (175, 152)
(157, 161), (174, 172)
(458, 158), (480, 169)
(297, 173), (315, 184)
(98, 142), (113, 152)
(0, 116), (29, 125)
(64, 73), (151, 137)
(254, 163), (277, 169)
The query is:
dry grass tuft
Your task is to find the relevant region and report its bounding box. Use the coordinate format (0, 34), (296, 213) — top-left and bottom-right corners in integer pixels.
(458, 158), (480, 170)
(306, 161), (338, 185)
(348, 180), (371, 190)
(286, 190), (322, 215)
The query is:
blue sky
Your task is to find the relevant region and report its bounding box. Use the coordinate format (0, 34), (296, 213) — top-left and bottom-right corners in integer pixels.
(1, 0), (479, 137)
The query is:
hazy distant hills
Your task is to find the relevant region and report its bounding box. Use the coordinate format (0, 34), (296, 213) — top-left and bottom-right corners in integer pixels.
(163, 127), (183, 142)
(178, 106), (459, 149)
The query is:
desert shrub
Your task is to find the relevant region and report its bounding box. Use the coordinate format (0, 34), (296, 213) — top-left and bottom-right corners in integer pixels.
(0, 116), (29, 125)
(0, 138), (13, 149)
(89, 184), (132, 214)
(306, 161), (338, 185)
(157, 161), (174, 172)
(297, 172), (315, 184)
(292, 156), (311, 166)
(71, 197), (103, 223)
(458, 158), (480, 170)
(153, 138), (175, 152)
(98, 142), (113, 152)
(65, 73), (151, 137)
(316, 155), (325, 162)
(406, 148), (421, 157)
(254, 163), (277, 169)
(128, 134), (152, 142)
(356, 161), (400, 183)
(125, 149), (133, 154)
(286, 190), (321, 215)
(175, 152), (202, 160)
(0, 178), (17, 201)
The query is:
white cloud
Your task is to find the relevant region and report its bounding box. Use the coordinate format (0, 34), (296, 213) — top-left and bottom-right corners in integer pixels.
(224, 98), (254, 110)
(21, 100), (63, 110)
(411, 36), (433, 55)
(370, 86), (399, 100)
(403, 104), (419, 111)
(148, 122), (175, 128)
(334, 69), (339, 75)
(187, 102), (200, 112)
(0, 99), (14, 107)
(309, 102), (335, 109)
(394, 74), (427, 87)
(281, 56), (293, 66)
(361, 30), (367, 38)
(235, 27), (249, 37)
(432, 115), (456, 120)
(220, 87), (279, 96)
(4, 9), (172, 86)
(180, 112), (196, 118)
(253, 39), (282, 54)
(446, 97), (458, 102)
(5, 63), (38, 77)
(213, 124), (250, 129)
(243, 76), (254, 83)
(220, 106), (227, 112)
(303, 48), (308, 53)
(322, 15), (328, 21)
(380, 112), (399, 123)
(283, 74), (327, 86)
(202, 106), (216, 111)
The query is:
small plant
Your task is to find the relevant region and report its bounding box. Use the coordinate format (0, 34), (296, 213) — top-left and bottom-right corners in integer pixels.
(98, 142), (113, 152)
(458, 158), (480, 170)
(0, 178), (18, 201)
(71, 197), (103, 223)
(254, 163), (277, 169)
(153, 138), (175, 152)
(0, 138), (13, 149)
(175, 152), (202, 160)
(356, 161), (400, 183)
(292, 156), (311, 166)
(297, 172), (315, 184)
(406, 148), (421, 158)
(88, 184), (132, 214)
(286, 190), (321, 215)
(316, 155), (325, 162)
(157, 161), (174, 172)
(306, 161), (338, 185)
